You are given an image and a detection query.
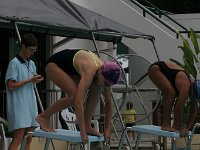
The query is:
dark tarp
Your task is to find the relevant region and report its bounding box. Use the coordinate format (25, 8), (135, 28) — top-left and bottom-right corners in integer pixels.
(0, 0), (154, 43)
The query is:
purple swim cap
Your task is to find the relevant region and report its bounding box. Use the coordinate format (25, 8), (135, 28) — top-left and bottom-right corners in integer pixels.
(102, 61), (121, 86)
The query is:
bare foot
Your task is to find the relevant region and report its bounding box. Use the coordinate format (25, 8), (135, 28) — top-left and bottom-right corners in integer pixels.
(86, 127), (103, 136)
(161, 126), (178, 132)
(35, 115), (55, 132)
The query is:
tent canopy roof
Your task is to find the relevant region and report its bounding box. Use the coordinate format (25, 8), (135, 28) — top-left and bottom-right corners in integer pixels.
(0, 0), (154, 43)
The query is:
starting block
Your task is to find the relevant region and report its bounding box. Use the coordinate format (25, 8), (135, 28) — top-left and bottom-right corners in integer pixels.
(20, 127), (104, 150)
(132, 125), (191, 150)
(118, 123), (200, 150)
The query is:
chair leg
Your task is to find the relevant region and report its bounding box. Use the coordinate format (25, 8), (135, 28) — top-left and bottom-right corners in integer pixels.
(3, 137), (12, 150)
(100, 141), (103, 150)
(20, 134), (30, 150)
(171, 137), (176, 150)
(118, 129), (126, 150)
(66, 142), (70, 150)
(1, 123), (12, 150)
(135, 133), (141, 150)
(85, 142), (90, 150)
(44, 138), (51, 150)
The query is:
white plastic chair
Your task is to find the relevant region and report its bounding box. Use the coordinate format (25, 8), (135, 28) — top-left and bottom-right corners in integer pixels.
(61, 108), (77, 131)
(0, 117), (12, 150)
(60, 108), (100, 150)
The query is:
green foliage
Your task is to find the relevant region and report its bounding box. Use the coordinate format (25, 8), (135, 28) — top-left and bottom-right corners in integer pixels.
(170, 28), (200, 79)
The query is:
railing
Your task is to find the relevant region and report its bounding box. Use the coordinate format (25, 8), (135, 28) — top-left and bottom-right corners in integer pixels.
(121, 0), (200, 38)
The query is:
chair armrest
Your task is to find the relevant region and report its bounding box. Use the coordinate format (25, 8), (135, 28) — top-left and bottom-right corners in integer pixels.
(0, 123), (6, 140)
(0, 117), (8, 127)
(65, 121), (77, 124)
(0, 117), (8, 140)
(191, 123), (200, 135)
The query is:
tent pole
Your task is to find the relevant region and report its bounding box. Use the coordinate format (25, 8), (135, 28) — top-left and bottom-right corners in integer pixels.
(91, 32), (100, 57)
(150, 38), (160, 61)
(13, 22), (21, 44)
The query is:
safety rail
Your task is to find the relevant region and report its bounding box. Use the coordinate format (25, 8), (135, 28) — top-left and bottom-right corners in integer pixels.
(135, 0), (188, 32)
(121, 0), (200, 38)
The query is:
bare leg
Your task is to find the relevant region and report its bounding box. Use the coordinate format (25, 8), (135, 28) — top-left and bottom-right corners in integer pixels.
(132, 131), (135, 141)
(36, 63), (77, 132)
(23, 127), (36, 150)
(36, 96), (74, 131)
(148, 65), (177, 132)
(9, 128), (26, 150)
(84, 86), (103, 136)
(161, 99), (177, 132)
(127, 131), (132, 139)
(173, 72), (190, 131)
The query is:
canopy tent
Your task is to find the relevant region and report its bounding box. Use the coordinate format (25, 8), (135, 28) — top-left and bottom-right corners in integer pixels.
(0, 0), (154, 43)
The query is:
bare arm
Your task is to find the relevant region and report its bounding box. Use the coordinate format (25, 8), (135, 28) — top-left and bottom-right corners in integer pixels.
(187, 99), (198, 130)
(85, 86), (102, 126)
(7, 75), (43, 91)
(103, 87), (112, 143)
(179, 99), (198, 137)
(73, 70), (95, 144)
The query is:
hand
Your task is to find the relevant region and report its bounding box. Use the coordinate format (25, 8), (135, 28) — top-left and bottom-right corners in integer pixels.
(80, 130), (88, 146)
(180, 128), (189, 137)
(104, 135), (110, 144)
(103, 135), (110, 150)
(31, 75), (44, 83)
(104, 129), (110, 143)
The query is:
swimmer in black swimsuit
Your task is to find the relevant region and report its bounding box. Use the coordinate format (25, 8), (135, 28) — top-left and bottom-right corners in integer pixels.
(149, 61), (191, 93)
(36, 49), (122, 144)
(148, 61), (197, 136)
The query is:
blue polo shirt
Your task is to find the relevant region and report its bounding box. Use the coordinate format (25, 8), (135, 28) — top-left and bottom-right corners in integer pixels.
(5, 57), (39, 132)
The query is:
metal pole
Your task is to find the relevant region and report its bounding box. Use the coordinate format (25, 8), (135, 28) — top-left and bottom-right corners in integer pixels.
(34, 84), (44, 112)
(150, 38), (160, 61)
(112, 93), (133, 150)
(91, 32), (100, 57)
(13, 22), (21, 44)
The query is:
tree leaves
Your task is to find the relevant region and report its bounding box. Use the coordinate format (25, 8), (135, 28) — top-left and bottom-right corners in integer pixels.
(190, 28), (200, 56)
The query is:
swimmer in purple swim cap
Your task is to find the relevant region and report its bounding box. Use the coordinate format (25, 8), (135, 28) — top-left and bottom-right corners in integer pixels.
(36, 49), (122, 146)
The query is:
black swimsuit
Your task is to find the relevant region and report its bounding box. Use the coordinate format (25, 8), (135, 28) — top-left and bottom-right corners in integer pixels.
(46, 49), (80, 76)
(149, 61), (190, 93)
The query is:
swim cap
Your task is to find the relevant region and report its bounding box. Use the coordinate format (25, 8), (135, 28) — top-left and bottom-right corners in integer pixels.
(102, 61), (121, 86)
(193, 80), (200, 99)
